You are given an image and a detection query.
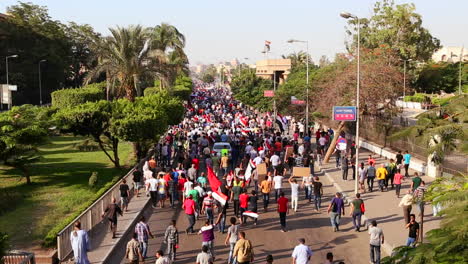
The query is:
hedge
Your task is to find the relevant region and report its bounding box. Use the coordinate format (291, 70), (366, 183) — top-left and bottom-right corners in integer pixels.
(403, 93), (430, 103)
(43, 175), (121, 247)
(51, 83), (105, 108)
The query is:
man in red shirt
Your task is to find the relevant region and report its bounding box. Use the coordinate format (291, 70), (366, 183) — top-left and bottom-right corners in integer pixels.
(183, 195), (196, 233)
(192, 157), (200, 170)
(239, 189), (250, 224)
(277, 192), (289, 232)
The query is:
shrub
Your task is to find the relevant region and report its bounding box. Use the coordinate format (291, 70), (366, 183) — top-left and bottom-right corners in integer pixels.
(173, 86), (192, 100)
(143, 87), (159, 97)
(51, 83), (105, 108)
(88, 172), (98, 188)
(403, 93), (430, 103)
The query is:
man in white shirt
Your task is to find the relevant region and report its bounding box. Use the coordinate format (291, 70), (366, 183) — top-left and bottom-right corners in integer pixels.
(146, 174), (159, 209)
(273, 174), (284, 201)
(289, 177), (300, 212)
(291, 238), (313, 264)
(270, 154), (280, 169)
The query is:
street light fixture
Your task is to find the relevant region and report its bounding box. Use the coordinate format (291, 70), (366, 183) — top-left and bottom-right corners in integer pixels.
(4, 54), (19, 110)
(287, 39), (310, 130)
(340, 12), (360, 194)
(39, 59), (47, 105)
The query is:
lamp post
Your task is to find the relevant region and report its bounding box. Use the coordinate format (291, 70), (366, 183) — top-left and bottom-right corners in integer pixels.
(287, 39), (310, 128)
(4, 54), (18, 110)
(401, 59), (412, 98)
(39, 59), (47, 105)
(340, 12), (360, 194)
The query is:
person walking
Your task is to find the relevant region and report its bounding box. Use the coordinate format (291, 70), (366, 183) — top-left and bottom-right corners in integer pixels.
(119, 179), (130, 212)
(405, 214), (420, 247)
(259, 176), (272, 212)
(368, 220), (384, 264)
(70, 221), (90, 264)
(291, 238), (313, 264)
(146, 173), (159, 208)
(414, 181), (427, 216)
(183, 194), (196, 234)
(349, 193), (364, 232)
(327, 192), (345, 232)
(231, 178), (242, 217)
(239, 189), (250, 224)
(202, 191), (216, 224)
(277, 192), (289, 232)
(324, 252), (334, 264)
(125, 233), (142, 264)
(164, 219), (179, 261)
(196, 245), (214, 264)
(393, 169), (404, 198)
(376, 164), (388, 192)
(102, 197), (123, 239)
(233, 232), (254, 264)
(289, 177), (300, 212)
(132, 170), (143, 197)
(410, 172), (422, 192)
(358, 162), (367, 193)
(157, 173), (167, 208)
(135, 216), (154, 259)
(399, 190), (414, 224)
(302, 173), (313, 202)
(273, 173), (284, 202)
(225, 217), (239, 264)
(403, 150), (411, 177)
(199, 220), (216, 260)
(155, 250), (171, 264)
(341, 155), (349, 180)
(367, 164), (376, 192)
(312, 177), (323, 212)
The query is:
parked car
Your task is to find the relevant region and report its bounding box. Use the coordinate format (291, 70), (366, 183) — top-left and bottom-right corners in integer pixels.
(213, 142), (231, 158)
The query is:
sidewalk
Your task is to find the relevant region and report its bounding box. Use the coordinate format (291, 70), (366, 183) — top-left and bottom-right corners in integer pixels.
(83, 194), (150, 264)
(319, 148), (441, 255)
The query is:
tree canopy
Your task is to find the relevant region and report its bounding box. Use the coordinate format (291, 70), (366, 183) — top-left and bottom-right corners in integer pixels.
(345, 0), (440, 62)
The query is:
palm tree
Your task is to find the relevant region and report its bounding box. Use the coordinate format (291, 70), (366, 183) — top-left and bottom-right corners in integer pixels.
(282, 51), (311, 69)
(85, 25), (149, 101)
(149, 23), (188, 90)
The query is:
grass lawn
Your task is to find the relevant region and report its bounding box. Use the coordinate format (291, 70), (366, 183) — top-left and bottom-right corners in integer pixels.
(0, 135), (133, 250)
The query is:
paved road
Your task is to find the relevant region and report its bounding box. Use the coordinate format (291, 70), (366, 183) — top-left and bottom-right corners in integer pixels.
(120, 170), (376, 264)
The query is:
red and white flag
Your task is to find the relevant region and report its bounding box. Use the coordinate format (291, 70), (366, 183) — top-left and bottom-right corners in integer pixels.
(243, 211), (259, 219)
(265, 40), (271, 52)
(212, 191), (228, 206)
(245, 159), (256, 181)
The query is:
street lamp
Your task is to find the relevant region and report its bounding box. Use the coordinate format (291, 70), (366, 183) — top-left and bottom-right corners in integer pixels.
(451, 47), (464, 95)
(401, 59), (412, 98)
(287, 39), (310, 129)
(340, 12), (360, 194)
(39, 59), (47, 105)
(4, 54), (18, 110)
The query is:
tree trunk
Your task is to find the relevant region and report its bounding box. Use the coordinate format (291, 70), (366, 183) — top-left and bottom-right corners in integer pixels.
(420, 206), (424, 243)
(97, 138), (120, 168)
(19, 165), (31, 185)
(133, 142), (141, 161)
(324, 121), (345, 163)
(112, 138), (120, 168)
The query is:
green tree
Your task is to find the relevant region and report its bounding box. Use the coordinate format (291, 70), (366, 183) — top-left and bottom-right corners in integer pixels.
(231, 69), (273, 111)
(415, 62), (466, 94)
(201, 65), (217, 84)
(54, 100), (122, 167)
(382, 173), (468, 264)
(0, 232), (9, 261)
(345, 0), (440, 62)
(0, 2), (72, 105)
(281, 51), (312, 69)
(0, 105), (49, 184)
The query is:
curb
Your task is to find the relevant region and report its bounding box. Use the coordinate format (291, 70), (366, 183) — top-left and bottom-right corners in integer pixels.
(321, 167), (395, 256)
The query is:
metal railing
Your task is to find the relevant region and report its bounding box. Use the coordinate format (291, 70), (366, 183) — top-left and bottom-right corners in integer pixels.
(2, 251), (35, 264)
(55, 145), (159, 261)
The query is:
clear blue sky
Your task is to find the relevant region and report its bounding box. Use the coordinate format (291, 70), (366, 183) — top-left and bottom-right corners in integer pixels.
(1, 0), (466, 65)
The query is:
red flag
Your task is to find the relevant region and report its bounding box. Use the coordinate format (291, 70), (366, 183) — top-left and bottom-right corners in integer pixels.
(207, 166), (221, 192)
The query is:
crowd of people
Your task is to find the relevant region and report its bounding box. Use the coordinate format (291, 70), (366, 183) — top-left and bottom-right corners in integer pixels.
(70, 81), (425, 264)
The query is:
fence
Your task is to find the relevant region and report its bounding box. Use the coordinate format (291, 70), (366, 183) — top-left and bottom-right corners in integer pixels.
(2, 251), (35, 264)
(56, 145), (159, 261)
